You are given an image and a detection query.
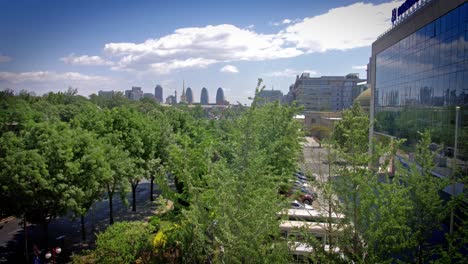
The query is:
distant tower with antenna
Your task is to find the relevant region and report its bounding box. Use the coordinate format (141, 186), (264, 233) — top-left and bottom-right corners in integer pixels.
(180, 80), (187, 103)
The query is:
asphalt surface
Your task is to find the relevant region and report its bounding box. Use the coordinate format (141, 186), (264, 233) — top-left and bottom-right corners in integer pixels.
(0, 181), (159, 263)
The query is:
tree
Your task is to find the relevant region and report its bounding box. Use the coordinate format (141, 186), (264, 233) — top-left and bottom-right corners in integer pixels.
(400, 131), (448, 263)
(319, 102), (414, 263)
(101, 138), (133, 225)
(69, 129), (110, 240)
(106, 107), (149, 212)
(154, 79), (301, 262)
(0, 122), (80, 246)
(332, 100), (369, 155)
(142, 109), (172, 202)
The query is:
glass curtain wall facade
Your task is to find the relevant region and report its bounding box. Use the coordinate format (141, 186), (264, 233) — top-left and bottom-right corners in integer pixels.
(375, 2), (468, 159)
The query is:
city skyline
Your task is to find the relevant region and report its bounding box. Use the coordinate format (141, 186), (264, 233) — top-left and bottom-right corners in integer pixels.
(0, 0), (403, 104)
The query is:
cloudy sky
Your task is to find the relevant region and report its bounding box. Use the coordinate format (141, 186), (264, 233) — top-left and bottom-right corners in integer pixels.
(0, 0), (402, 104)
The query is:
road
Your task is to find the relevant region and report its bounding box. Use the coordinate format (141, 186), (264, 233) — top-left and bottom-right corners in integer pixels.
(301, 137), (339, 214)
(0, 181), (159, 263)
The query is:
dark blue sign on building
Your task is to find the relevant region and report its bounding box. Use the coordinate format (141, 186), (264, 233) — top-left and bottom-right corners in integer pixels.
(391, 0), (419, 24)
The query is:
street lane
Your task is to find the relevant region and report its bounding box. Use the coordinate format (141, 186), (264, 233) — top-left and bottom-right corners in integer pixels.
(0, 181), (160, 263)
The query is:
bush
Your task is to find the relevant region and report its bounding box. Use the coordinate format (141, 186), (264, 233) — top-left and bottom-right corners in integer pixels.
(94, 221), (150, 264)
(148, 216), (161, 231)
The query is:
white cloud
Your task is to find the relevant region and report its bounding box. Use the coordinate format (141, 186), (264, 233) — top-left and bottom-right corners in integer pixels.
(220, 65), (239, 73)
(60, 1), (399, 75)
(150, 58), (217, 75)
(246, 24), (255, 29)
(0, 71), (108, 84)
(352, 65), (367, 70)
(280, 1), (402, 52)
(60, 53), (113, 66)
(265, 68), (318, 78)
(0, 55), (12, 63)
(104, 24), (303, 73)
(0, 71), (115, 97)
(270, 18), (299, 26)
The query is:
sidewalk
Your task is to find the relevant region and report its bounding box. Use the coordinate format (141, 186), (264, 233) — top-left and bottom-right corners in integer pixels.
(301, 137), (320, 148)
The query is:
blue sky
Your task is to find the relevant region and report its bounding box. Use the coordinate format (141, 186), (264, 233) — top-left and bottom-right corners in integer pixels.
(0, 0), (402, 104)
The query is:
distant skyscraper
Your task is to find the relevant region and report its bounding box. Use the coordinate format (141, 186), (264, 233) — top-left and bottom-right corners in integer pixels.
(180, 80), (187, 103)
(216, 87), (225, 105)
(98, 90), (115, 98)
(255, 89), (283, 105)
(125, 86), (143, 101)
(165, 95), (176, 105)
(200, 87), (209, 105)
(186, 87), (193, 104)
(143, 93), (154, 99)
(155, 85), (163, 103)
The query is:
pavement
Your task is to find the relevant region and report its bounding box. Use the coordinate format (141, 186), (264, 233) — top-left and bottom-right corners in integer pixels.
(301, 137), (321, 148)
(0, 181), (160, 263)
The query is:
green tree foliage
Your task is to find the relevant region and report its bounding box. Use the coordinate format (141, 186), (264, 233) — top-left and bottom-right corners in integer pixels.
(0, 122), (79, 243)
(68, 129), (110, 240)
(399, 131), (448, 263)
(89, 221), (151, 264)
(332, 100), (369, 155)
(152, 79), (301, 263)
(328, 102), (414, 263)
(325, 103), (455, 263)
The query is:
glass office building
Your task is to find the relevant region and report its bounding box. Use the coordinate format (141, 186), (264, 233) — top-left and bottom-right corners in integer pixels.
(371, 0), (468, 161)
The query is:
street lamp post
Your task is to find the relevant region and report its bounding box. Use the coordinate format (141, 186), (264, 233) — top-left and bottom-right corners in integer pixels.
(449, 106), (460, 234)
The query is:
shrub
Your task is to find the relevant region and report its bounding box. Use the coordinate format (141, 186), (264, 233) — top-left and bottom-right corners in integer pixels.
(148, 216), (161, 231)
(94, 221), (150, 264)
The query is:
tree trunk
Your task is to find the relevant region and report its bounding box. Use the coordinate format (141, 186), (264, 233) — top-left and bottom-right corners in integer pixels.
(150, 176), (154, 202)
(109, 193), (114, 225)
(81, 214), (86, 241)
(23, 217), (29, 264)
(132, 183), (138, 212)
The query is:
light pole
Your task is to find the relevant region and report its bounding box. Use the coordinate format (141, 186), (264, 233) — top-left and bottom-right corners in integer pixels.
(449, 106), (460, 234)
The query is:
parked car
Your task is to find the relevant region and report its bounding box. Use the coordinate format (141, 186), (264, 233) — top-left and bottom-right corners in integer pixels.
(290, 200), (314, 210)
(298, 193), (315, 205)
(296, 174), (308, 181)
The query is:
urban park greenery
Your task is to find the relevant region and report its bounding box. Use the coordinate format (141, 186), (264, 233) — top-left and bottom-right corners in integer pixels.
(0, 86), (465, 263)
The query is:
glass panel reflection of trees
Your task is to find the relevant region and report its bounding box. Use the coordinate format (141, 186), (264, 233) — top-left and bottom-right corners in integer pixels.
(375, 3), (468, 159)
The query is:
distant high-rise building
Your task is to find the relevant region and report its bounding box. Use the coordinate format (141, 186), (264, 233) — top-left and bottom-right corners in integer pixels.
(255, 89), (283, 105)
(143, 93), (154, 99)
(98, 90), (115, 98)
(216, 87), (225, 105)
(125, 86), (144, 101)
(186, 87), (193, 104)
(289, 73), (365, 111)
(154, 85), (163, 103)
(200, 87), (209, 105)
(166, 90), (178, 105)
(180, 80), (187, 103)
(165, 95), (176, 105)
